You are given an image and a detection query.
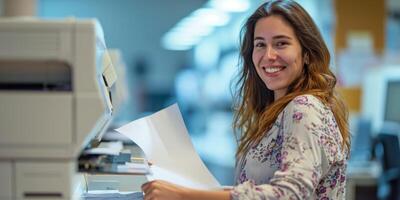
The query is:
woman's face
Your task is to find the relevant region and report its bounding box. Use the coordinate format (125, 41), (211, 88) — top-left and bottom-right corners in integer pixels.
(252, 15), (304, 100)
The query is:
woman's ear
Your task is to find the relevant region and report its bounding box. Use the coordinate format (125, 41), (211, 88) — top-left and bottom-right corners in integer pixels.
(304, 53), (310, 65)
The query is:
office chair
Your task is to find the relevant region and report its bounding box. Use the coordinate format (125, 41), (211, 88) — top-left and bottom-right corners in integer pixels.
(374, 133), (400, 200)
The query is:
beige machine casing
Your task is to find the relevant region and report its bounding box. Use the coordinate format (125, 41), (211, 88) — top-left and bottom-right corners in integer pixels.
(0, 18), (116, 200)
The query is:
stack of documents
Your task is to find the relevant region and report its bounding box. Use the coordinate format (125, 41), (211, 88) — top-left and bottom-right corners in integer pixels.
(82, 190), (143, 200)
(84, 141), (124, 156)
(117, 162), (149, 174)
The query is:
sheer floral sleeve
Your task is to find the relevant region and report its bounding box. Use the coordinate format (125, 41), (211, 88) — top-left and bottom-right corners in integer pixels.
(231, 95), (347, 200)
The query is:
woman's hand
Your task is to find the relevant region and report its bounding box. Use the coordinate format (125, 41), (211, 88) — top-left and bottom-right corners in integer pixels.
(141, 180), (190, 200)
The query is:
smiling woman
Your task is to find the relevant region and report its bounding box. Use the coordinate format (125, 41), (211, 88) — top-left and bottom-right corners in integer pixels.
(141, 1), (350, 199)
(252, 15), (305, 100)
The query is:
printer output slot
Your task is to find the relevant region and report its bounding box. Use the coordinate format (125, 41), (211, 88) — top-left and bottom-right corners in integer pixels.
(78, 141), (150, 175)
(0, 60), (72, 91)
(24, 192), (63, 198)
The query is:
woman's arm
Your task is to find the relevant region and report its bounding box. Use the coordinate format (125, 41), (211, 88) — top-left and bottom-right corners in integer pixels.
(187, 188), (231, 200)
(142, 180), (231, 200)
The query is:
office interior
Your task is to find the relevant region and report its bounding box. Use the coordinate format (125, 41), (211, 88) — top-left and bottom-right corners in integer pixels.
(0, 0), (399, 199)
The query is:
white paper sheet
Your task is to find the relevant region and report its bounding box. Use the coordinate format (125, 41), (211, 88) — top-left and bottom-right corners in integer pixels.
(84, 141), (123, 155)
(115, 103), (221, 189)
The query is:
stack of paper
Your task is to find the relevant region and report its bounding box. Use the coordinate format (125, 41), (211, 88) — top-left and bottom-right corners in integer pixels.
(82, 190), (143, 200)
(84, 141), (124, 156)
(117, 162), (149, 174)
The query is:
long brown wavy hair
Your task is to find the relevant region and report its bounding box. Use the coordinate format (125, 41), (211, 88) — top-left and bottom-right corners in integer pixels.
(233, 0), (350, 158)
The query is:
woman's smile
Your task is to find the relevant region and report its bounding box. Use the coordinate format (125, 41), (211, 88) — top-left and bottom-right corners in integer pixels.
(262, 65), (287, 76)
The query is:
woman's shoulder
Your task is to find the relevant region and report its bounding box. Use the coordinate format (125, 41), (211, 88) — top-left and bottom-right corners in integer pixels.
(280, 94), (334, 124)
(285, 94), (326, 111)
(275, 94), (332, 127)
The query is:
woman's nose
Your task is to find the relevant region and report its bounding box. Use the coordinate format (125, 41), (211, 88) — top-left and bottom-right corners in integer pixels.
(265, 47), (277, 60)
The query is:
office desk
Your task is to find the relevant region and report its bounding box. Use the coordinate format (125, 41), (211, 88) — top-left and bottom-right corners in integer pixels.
(346, 160), (381, 200)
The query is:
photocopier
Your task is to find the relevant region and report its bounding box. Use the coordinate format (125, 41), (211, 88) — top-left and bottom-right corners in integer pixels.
(0, 18), (119, 199)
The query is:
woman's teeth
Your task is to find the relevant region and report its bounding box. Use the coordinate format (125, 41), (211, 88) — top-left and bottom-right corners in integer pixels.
(264, 66), (284, 73)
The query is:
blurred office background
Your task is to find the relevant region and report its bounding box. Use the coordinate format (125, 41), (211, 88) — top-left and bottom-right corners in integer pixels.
(1, 0), (400, 199)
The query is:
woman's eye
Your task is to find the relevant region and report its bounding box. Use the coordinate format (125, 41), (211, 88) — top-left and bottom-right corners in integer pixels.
(255, 42), (265, 48)
(276, 41), (288, 47)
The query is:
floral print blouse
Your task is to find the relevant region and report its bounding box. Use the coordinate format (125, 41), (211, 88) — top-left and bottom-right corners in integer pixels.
(231, 95), (348, 200)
